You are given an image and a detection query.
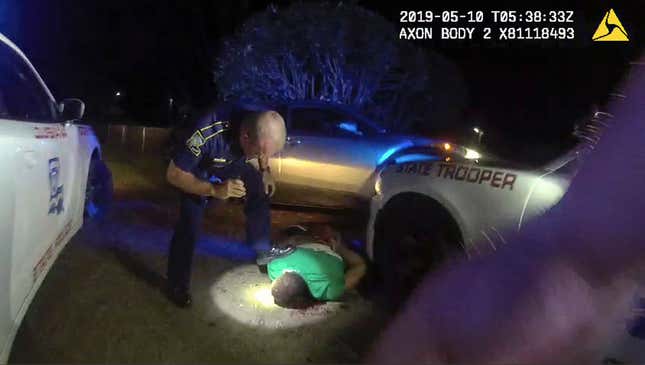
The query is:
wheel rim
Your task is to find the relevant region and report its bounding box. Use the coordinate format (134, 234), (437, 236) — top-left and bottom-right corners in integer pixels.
(391, 233), (435, 294)
(376, 199), (463, 309)
(85, 178), (95, 218)
(85, 171), (101, 219)
(85, 199), (99, 218)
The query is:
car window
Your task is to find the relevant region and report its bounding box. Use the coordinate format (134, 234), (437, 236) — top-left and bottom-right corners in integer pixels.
(290, 108), (335, 135)
(334, 111), (368, 137)
(0, 42), (56, 122)
(290, 107), (371, 137)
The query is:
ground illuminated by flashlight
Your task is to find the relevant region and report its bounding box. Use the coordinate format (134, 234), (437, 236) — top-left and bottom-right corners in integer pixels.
(211, 265), (347, 329)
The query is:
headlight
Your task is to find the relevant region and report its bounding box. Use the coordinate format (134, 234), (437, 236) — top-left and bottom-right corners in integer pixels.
(464, 148), (482, 160)
(374, 174), (383, 195)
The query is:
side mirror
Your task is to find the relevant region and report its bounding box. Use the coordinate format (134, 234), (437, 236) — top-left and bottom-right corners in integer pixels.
(469, 127), (484, 146)
(59, 98), (85, 122)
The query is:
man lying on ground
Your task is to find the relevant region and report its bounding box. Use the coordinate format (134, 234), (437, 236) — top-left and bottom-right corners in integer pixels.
(265, 224), (367, 308)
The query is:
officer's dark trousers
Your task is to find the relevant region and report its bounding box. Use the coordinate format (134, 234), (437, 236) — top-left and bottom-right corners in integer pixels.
(167, 161), (270, 291)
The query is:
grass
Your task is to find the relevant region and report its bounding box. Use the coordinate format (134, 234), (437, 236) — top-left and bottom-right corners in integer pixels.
(102, 147), (172, 200)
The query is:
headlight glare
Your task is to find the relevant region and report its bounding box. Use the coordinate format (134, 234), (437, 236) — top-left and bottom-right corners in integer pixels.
(375, 175), (383, 195)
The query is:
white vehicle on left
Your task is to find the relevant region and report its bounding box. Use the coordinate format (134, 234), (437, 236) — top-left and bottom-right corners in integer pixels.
(0, 33), (112, 363)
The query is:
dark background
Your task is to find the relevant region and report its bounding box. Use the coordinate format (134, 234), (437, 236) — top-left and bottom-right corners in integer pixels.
(0, 0), (642, 161)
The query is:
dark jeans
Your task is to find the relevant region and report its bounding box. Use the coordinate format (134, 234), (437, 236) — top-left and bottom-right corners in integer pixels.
(167, 160), (270, 290)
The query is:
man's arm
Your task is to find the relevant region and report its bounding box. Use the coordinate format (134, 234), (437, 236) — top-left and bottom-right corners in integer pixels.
(166, 160), (216, 197)
(336, 243), (367, 290)
(166, 160), (246, 199)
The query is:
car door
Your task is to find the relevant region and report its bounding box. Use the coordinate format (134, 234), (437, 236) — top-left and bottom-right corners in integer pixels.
(0, 40), (66, 335)
(275, 106), (380, 207)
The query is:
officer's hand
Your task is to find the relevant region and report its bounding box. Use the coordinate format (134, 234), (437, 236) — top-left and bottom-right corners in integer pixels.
(211, 179), (246, 199)
(262, 170), (276, 197)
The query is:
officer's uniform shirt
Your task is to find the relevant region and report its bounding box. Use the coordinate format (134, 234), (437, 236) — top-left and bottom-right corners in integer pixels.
(167, 107), (271, 290)
(172, 108), (244, 183)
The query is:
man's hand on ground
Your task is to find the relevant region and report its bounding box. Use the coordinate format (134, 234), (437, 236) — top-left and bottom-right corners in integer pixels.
(211, 179), (246, 199)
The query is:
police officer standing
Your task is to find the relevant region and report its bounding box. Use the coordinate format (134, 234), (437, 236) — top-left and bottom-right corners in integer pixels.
(165, 105), (290, 307)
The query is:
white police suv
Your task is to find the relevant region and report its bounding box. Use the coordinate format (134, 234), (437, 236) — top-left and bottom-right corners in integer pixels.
(366, 112), (613, 306)
(0, 33), (112, 362)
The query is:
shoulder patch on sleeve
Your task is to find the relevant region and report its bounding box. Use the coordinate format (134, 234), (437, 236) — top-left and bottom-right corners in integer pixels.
(199, 120), (230, 142)
(200, 120), (227, 132)
(186, 130), (206, 157)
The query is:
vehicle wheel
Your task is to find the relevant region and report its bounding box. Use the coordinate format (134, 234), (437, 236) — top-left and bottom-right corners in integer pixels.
(84, 158), (113, 221)
(374, 197), (462, 311)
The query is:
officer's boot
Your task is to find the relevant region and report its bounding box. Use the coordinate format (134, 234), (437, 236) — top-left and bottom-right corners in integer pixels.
(166, 285), (192, 308)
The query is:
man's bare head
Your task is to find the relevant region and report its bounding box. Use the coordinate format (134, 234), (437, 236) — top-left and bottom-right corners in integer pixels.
(239, 110), (287, 159)
(271, 271), (314, 309)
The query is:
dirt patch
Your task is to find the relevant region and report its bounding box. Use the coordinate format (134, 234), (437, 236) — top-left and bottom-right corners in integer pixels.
(210, 265), (370, 330)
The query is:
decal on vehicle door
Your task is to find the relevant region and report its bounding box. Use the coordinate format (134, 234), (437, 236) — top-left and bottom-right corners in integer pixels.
(48, 157), (64, 215)
(32, 220), (72, 283)
(34, 125), (67, 139)
(395, 162), (517, 191)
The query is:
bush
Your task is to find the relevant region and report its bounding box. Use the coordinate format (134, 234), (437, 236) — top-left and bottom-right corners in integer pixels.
(213, 2), (437, 132)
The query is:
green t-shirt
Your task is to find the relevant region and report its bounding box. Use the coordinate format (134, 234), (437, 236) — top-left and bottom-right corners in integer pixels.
(268, 243), (346, 301)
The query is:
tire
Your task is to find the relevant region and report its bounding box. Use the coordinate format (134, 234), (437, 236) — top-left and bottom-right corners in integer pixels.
(374, 196), (462, 311)
(84, 158), (113, 221)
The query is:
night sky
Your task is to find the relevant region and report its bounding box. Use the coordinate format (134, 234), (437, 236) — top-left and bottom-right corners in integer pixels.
(0, 0), (642, 161)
